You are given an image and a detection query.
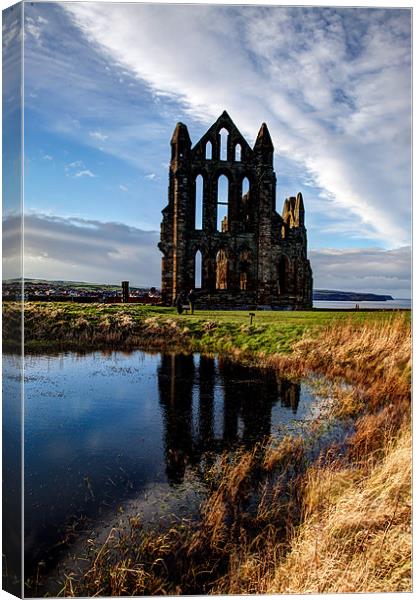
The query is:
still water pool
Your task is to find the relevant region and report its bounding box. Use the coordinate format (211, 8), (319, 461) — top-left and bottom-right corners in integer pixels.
(5, 351), (322, 577)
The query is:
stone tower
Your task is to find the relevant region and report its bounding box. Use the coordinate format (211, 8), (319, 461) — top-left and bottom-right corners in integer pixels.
(159, 111), (312, 309)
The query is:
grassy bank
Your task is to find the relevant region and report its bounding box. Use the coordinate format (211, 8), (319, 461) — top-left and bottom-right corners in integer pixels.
(5, 303), (410, 595)
(3, 301), (408, 356)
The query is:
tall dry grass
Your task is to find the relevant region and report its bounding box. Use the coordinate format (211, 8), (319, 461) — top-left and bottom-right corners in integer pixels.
(56, 315), (411, 596)
(266, 425), (411, 593)
(218, 316), (412, 594)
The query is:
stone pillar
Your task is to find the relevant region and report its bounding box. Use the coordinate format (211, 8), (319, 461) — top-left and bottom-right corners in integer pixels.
(167, 122), (192, 303)
(172, 169), (191, 299)
(256, 169), (276, 303)
(121, 281), (129, 303)
(253, 122), (275, 305)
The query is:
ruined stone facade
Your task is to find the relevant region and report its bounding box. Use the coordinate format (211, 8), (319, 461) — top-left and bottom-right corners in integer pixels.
(159, 111), (312, 309)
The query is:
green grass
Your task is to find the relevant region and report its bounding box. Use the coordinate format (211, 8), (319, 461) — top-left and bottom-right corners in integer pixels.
(181, 309), (406, 354)
(3, 301), (409, 356)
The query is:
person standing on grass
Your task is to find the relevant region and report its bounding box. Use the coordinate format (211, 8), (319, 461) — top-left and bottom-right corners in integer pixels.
(187, 289), (196, 315)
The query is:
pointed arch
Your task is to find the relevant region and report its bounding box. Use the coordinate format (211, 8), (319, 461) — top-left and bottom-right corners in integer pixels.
(205, 140), (212, 160)
(242, 176), (250, 197)
(216, 249), (228, 290)
(195, 250), (202, 289)
(195, 174), (203, 230)
(234, 143), (242, 161)
(217, 174), (229, 232)
(239, 248), (252, 291)
(219, 128), (228, 161)
(241, 177), (251, 231)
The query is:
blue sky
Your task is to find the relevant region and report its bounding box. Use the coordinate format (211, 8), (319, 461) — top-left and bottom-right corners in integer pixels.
(3, 2), (412, 295)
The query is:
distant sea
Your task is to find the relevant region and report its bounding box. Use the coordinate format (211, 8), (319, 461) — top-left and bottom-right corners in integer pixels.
(313, 299), (411, 310)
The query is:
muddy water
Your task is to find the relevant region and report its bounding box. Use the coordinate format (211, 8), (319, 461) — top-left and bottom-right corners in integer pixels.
(4, 351), (324, 586)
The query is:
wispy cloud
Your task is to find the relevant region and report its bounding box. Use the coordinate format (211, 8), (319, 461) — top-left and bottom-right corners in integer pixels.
(64, 160), (96, 178)
(89, 130), (108, 142)
(119, 184), (129, 192)
(42, 154), (53, 161)
(3, 12), (21, 50)
(66, 160), (83, 169)
(3, 5), (22, 119)
(145, 173), (156, 180)
(25, 15), (47, 42)
(24, 3), (169, 177)
(74, 169), (96, 178)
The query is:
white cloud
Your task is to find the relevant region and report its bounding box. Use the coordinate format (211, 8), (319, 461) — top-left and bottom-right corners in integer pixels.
(67, 160), (84, 169)
(74, 169), (97, 178)
(119, 184), (129, 192)
(145, 173), (156, 180)
(3, 16), (20, 50)
(89, 130), (109, 142)
(63, 4), (411, 247)
(64, 161), (97, 178)
(25, 15), (46, 42)
(42, 154), (53, 161)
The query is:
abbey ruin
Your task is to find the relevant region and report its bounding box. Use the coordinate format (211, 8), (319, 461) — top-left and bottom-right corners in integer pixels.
(159, 111), (312, 309)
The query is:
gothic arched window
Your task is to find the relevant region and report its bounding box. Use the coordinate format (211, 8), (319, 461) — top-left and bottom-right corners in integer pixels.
(195, 250), (202, 289)
(235, 143), (242, 161)
(217, 174), (229, 232)
(219, 128), (228, 161)
(241, 177), (251, 230)
(239, 249), (251, 290)
(242, 176), (250, 197)
(205, 140), (212, 160)
(195, 175), (203, 230)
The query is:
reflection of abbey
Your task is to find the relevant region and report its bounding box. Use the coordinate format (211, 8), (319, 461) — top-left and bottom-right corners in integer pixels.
(159, 111), (313, 308)
(158, 353), (300, 484)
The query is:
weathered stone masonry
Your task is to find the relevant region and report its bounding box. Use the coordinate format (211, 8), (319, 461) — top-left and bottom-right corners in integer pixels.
(159, 111), (312, 309)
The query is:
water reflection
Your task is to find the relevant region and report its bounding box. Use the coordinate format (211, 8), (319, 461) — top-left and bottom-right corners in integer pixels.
(158, 354), (300, 484)
(15, 349), (309, 586)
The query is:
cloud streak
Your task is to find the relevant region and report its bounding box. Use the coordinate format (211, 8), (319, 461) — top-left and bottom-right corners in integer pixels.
(89, 130), (108, 142)
(74, 169), (96, 178)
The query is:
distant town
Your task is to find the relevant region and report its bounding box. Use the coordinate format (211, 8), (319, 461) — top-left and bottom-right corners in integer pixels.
(2, 279), (393, 304)
(2, 279), (162, 304)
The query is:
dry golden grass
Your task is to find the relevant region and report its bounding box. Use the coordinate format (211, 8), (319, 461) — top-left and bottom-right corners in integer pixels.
(54, 315), (410, 597)
(190, 450), (256, 553)
(266, 425), (411, 593)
